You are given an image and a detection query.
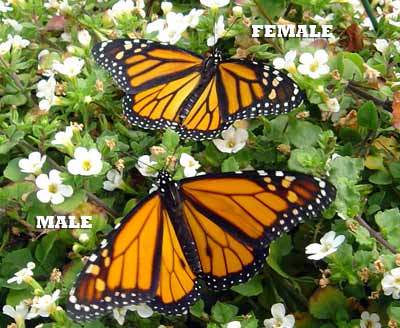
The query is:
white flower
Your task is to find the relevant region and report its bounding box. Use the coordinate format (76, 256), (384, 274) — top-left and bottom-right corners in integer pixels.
(273, 50), (297, 72)
(103, 169), (123, 191)
(313, 13), (334, 25)
(305, 231), (345, 260)
(113, 307), (128, 325)
(161, 1), (172, 14)
(360, 311), (381, 328)
(381, 267), (400, 299)
(207, 15), (225, 46)
(200, 0), (229, 8)
(52, 56), (84, 77)
(36, 169), (73, 205)
(232, 6), (243, 17)
(0, 0), (12, 12)
(226, 321), (241, 328)
(51, 126), (74, 147)
(60, 32), (71, 42)
(126, 303), (153, 318)
(7, 262), (36, 284)
(2, 301), (30, 325)
(185, 8), (204, 28)
(79, 233), (90, 243)
(345, 0), (365, 14)
(157, 12), (189, 44)
(18, 152), (46, 175)
(298, 50), (330, 79)
(67, 147), (103, 176)
(77, 29), (91, 47)
(29, 290), (60, 318)
(3, 19), (23, 32)
(319, 97), (340, 113)
(36, 75), (58, 111)
(7, 35), (30, 49)
(113, 303), (153, 325)
(263, 303), (295, 328)
(147, 18), (166, 34)
(136, 155), (158, 177)
(374, 39), (389, 53)
(0, 40), (11, 55)
(107, 0), (145, 21)
(213, 126), (248, 153)
(180, 153), (201, 177)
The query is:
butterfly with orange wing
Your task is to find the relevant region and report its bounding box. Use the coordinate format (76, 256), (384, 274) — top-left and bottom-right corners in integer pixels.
(67, 169), (335, 321)
(91, 39), (304, 140)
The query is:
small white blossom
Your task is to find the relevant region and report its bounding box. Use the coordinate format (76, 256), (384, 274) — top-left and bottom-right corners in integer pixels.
(200, 0), (229, 8)
(107, 0), (145, 21)
(36, 75), (58, 111)
(60, 32), (72, 42)
(36, 169), (73, 204)
(29, 290), (60, 318)
(273, 50), (297, 72)
(185, 8), (204, 28)
(180, 153), (201, 177)
(264, 303), (295, 328)
(313, 13), (334, 25)
(2, 301), (30, 325)
(360, 311), (381, 328)
(52, 56), (84, 77)
(374, 39), (389, 53)
(232, 5), (243, 17)
(213, 126), (248, 153)
(136, 155), (158, 177)
(51, 126), (74, 147)
(7, 262), (36, 284)
(0, 40), (11, 55)
(226, 321), (241, 328)
(381, 267), (400, 299)
(207, 15), (225, 46)
(0, 0), (12, 12)
(345, 0), (365, 14)
(2, 18), (23, 32)
(103, 169), (123, 191)
(319, 97), (340, 113)
(161, 1), (172, 14)
(126, 303), (153, 318)
(147, 18), (166, 34)
(18, 152), (47, 175)
(298, 50), (330, 79)
(113, 307), (128, 325)
(7, 34), (30, 49)
(79, 233), (90, 243)
(305, 231), (345, 260)
(67, 147), (103, 176)
(77, 29), (91, 47)
(44, 0), (71, 13)
(157, 12), (189, 44)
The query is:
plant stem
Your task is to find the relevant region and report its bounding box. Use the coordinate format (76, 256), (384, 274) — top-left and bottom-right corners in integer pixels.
(361, 0), (379, 32)
(347, 82), (392, 112)
(18, 139), (119, 217)
(354, 215), (396, 254)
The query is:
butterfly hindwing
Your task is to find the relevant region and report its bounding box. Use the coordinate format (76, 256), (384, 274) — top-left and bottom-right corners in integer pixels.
(179, 170), (335, 289)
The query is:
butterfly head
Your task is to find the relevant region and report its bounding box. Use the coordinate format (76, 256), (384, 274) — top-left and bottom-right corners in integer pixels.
(156, 170), (173, 193)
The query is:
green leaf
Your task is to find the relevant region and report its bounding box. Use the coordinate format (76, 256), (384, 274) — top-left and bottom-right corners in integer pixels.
(1, 181), (35, 200)
(287, 120), (322, 148)
(375, 209), (400, 250)
(242, 316), (258, 328)
(357, 101), (379, 129)
(256, 0), (286, 18)
(211, 301), (238, 323)
(1, 93), (27, 106)
(329, 156), (363, 183)
(231, 275), (263, 296)
(190, 299), (205, 318)
(221, 157), (239, 172)
(53, 190), (86, 212)
(388, 304), (400, 323)
(369, 171), (393, 185)
(288, 147), (325, 174)
(3, 158), (27, 182)
(161, 128), (180, 152)
(309, 286), (347, 320)
(389, 162), (400, 179)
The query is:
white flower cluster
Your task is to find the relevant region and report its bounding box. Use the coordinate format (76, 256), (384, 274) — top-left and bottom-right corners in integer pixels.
(0, 34), (30, 55)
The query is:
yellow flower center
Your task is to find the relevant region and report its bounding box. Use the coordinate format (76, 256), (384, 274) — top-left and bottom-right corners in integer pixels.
(310, 61), (319, 72)
(228, 140), (236, 148)
(48, 183), (58, 194)
(82, 160), (92, 171)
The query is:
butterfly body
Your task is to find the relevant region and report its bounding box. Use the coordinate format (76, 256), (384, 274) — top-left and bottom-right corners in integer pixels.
(92, 39), (304, 140)
(67, 169), (335, 321)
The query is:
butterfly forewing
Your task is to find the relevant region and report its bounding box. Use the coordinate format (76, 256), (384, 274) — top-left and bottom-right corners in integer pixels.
(179, 170), (335, 289)
(91, 39), (203, 94)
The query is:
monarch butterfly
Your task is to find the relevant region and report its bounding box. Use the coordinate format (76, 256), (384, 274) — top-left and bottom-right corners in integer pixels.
(67, 169), (335, 321)
(91, 39), (304, 140)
